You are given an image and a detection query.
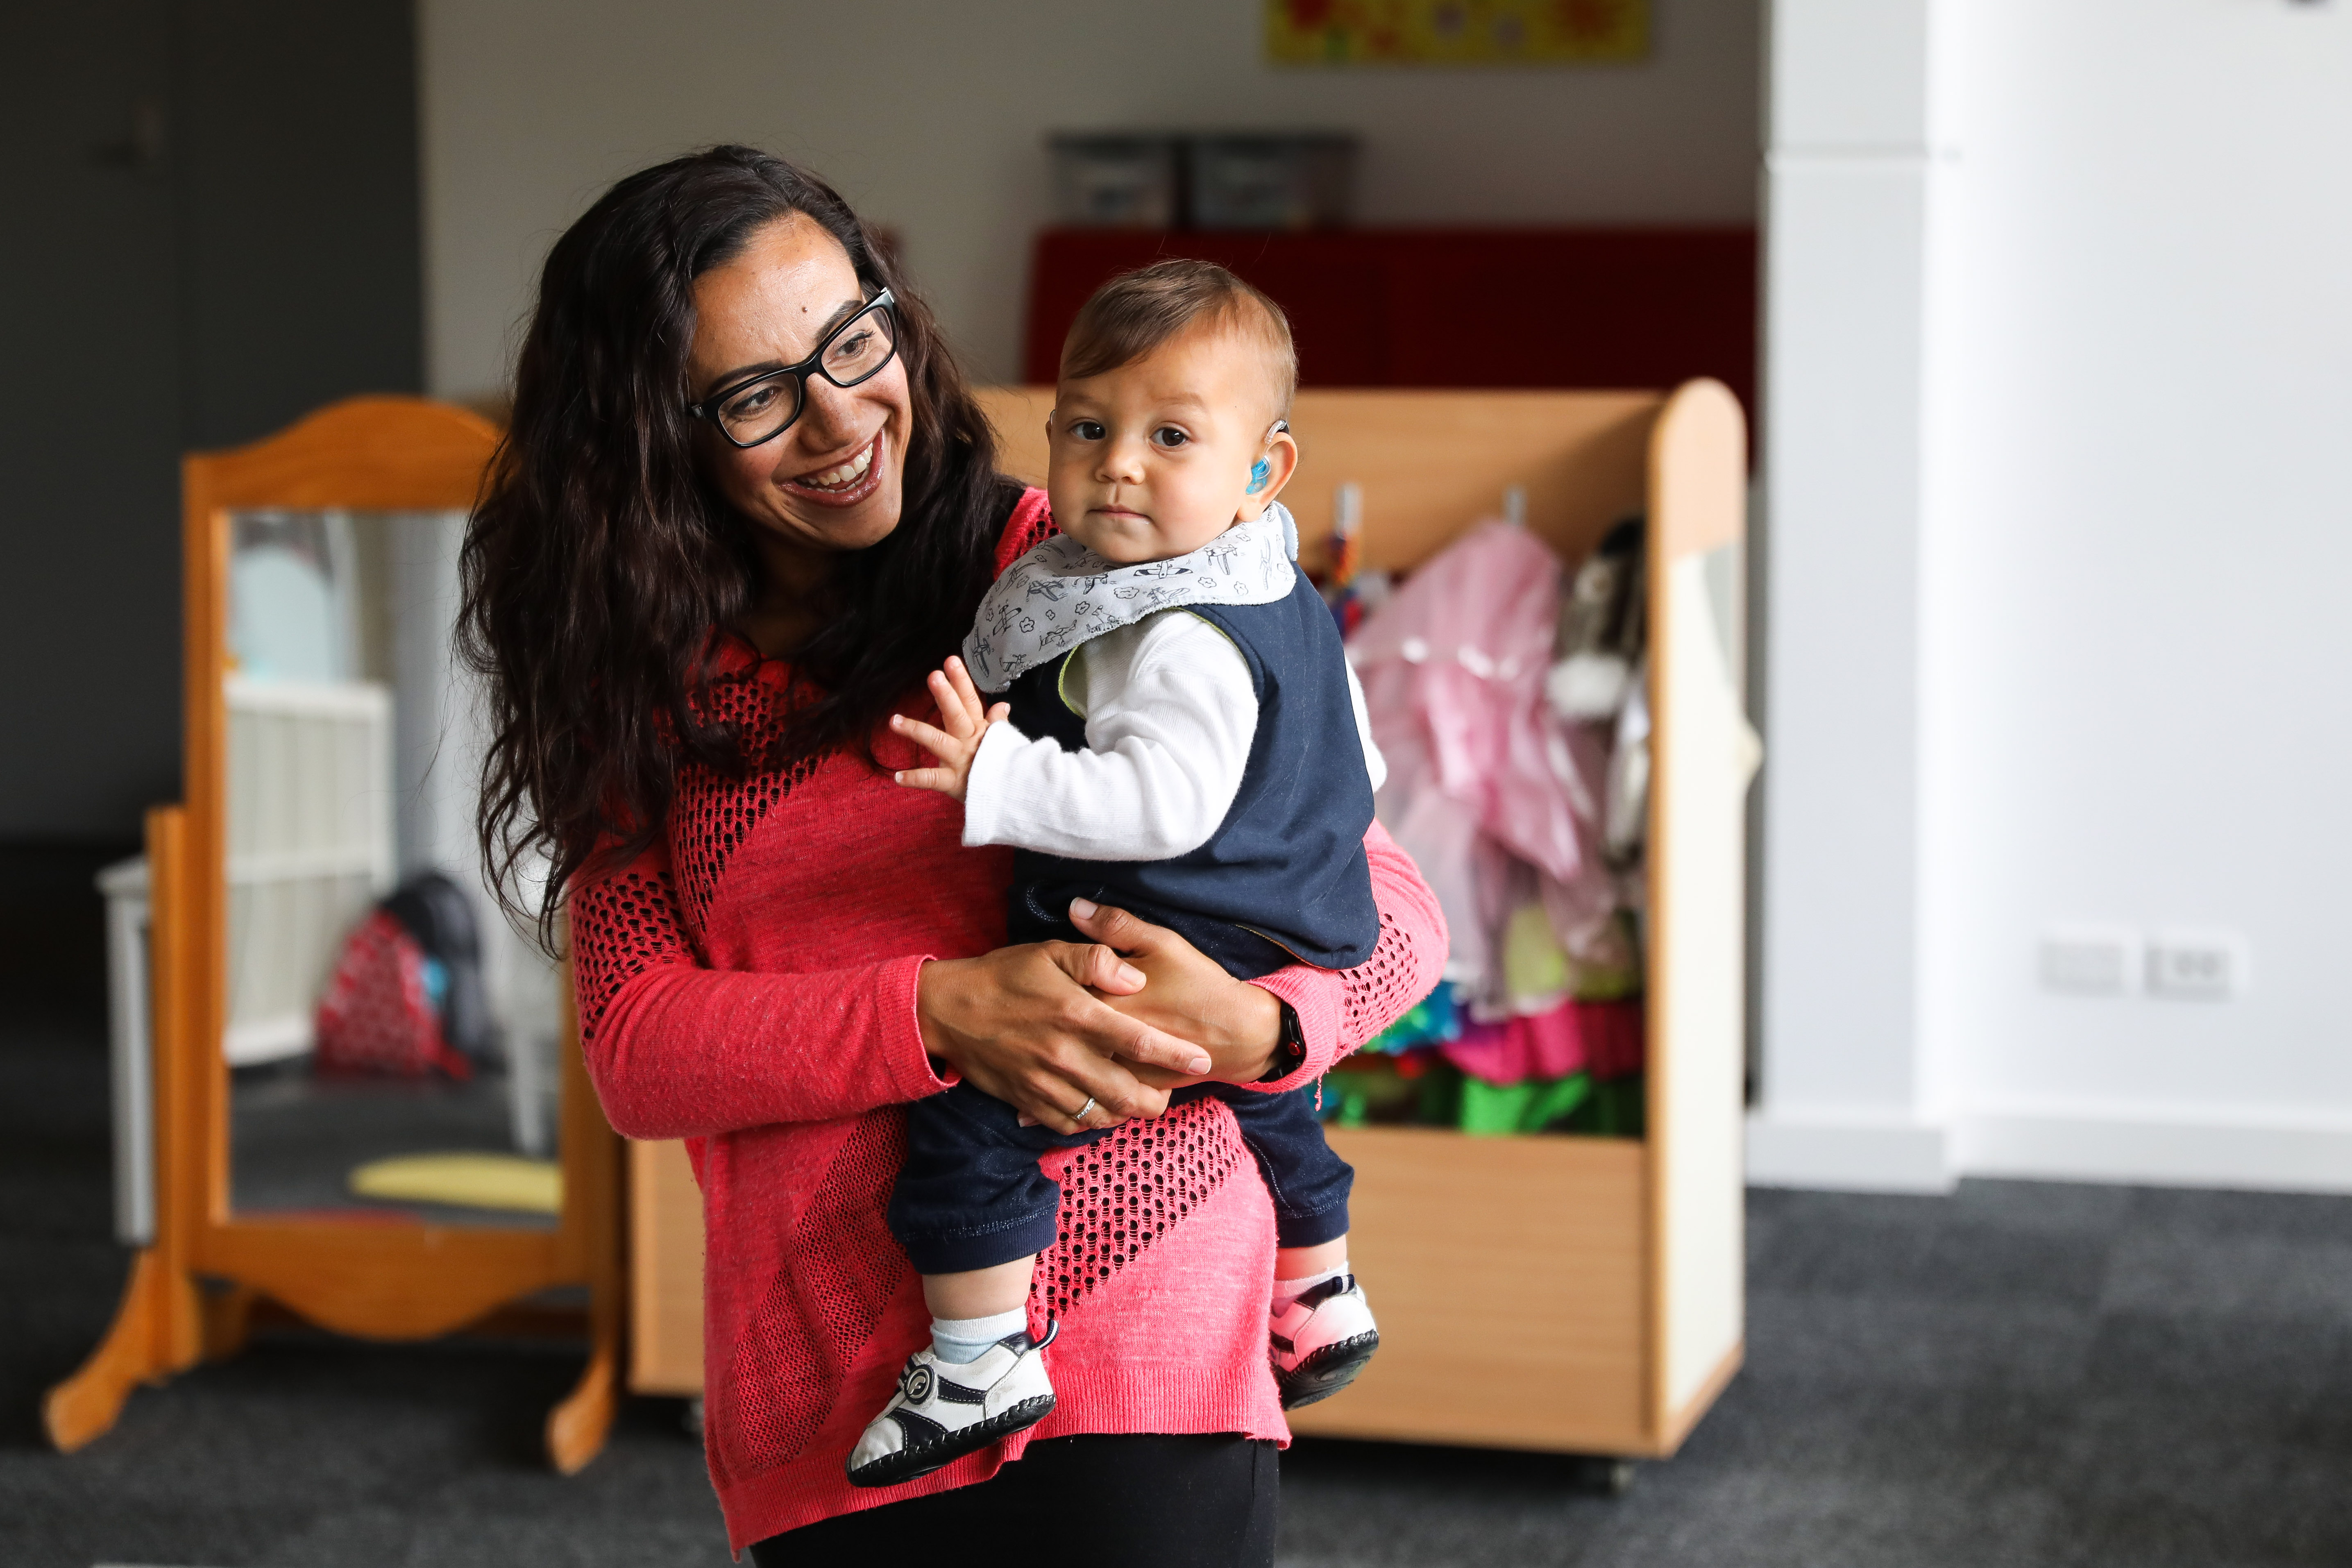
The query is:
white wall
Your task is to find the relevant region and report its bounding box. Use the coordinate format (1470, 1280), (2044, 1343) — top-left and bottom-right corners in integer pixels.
(1757, 0), (2352, 1193)
(418, 0), (1761, 403)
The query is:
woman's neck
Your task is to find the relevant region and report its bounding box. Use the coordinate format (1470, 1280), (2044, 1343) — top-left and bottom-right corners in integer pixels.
(738, 532), (837, 660)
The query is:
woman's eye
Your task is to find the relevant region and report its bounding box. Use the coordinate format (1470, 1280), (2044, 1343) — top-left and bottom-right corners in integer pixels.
(828, 328), (873, 363)
(1071, 420), (1106, 440)
(725, 385), (778, 417)
(1151, 427), (1189, 449)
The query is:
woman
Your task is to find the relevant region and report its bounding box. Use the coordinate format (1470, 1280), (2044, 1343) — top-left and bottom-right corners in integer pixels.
(462, 146), (1443, 1564)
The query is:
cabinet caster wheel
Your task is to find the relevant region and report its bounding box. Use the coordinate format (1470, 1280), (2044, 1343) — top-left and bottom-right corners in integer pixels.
(1571, 1456), (1636, 1496)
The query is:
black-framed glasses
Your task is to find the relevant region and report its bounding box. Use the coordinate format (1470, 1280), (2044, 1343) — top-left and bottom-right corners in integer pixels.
(687, 287), (899, 449)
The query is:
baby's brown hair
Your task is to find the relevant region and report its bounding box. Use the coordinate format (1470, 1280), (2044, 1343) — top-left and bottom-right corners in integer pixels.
(1059, 259), (1297, 418)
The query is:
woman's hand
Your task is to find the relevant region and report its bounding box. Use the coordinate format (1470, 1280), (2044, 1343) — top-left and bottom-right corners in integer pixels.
(1065, 900), (1284, 1089)
(916, 942), (1214, 1135)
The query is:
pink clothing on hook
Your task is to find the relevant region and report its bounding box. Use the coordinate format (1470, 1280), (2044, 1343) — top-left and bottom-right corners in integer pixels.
(1350, 522), (1615, 990)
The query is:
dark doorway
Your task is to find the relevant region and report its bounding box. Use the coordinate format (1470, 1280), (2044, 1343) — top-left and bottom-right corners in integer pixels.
(0, 1), (422, 843)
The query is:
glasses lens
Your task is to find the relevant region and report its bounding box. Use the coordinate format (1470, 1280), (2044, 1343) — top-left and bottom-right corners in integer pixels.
(817, 302), (898, 389)
(717, 372), (802, 447)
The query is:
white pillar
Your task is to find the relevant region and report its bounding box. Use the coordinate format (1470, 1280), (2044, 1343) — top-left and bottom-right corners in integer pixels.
(1749, 0), (1953, 1189)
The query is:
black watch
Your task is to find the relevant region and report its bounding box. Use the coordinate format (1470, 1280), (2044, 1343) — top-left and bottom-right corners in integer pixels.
(1259, 999), (1307, 1082)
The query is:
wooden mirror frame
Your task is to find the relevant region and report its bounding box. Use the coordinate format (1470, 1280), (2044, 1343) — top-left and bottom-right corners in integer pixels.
(45, 397), (623, 1473)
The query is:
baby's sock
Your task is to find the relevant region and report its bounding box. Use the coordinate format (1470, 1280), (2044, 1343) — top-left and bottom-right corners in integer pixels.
(930, 1307), (1028, 1365)
(1272, 1262), (1350, 1313)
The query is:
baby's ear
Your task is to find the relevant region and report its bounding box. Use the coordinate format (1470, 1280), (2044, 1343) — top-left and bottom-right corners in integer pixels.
(1237, 424), (1301, 520)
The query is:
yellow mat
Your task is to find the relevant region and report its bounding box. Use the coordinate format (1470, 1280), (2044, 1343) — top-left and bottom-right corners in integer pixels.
(348, 1152), (563, 1214)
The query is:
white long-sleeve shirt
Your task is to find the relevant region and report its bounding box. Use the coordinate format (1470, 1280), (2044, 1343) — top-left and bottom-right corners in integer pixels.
(962, 608), (1386, 862)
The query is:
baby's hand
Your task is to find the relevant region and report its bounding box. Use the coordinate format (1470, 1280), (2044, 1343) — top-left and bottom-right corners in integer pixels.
(889, 656), (1009, 803)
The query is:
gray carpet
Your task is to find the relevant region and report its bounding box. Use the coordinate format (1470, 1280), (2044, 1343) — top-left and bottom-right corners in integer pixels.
(7, 844), (2351, 1566)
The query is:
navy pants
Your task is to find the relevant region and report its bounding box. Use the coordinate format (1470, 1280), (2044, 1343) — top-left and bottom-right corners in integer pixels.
(890, 1077), (1353, 1274)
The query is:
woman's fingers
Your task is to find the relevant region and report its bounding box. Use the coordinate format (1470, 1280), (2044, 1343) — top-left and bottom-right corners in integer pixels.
(1062, 987), (1213, 1079)
(1066, 897), (1172, 959)
(1046, 938), (1147, 996)
(1071, 907), (1288, 1087)
(1038, 941), (1213, 1073)
(1030, 1041), (1171, 1124)
(912, 944), (1209, 1130)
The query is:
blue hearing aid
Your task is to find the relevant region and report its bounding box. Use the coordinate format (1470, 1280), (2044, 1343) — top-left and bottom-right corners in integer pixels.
(1247, 422), (1288, 494)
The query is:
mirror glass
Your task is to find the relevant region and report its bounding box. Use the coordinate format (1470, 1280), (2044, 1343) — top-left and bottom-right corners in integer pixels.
(223, 508), (563, 1228)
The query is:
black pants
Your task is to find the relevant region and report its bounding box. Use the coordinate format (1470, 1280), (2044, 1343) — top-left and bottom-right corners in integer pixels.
(889, 1078), (1353, 1273)
(748, 1434), (1278, 1567)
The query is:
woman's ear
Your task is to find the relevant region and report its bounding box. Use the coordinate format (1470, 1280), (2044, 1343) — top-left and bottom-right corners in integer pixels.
(1237, 422), (1300, 521)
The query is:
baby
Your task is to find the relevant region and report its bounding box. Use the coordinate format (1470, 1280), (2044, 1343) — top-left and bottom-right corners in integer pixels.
(845, 261), (1385, 1488)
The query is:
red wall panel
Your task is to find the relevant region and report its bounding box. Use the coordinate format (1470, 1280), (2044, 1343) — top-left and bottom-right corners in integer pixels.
(1023, 227), (1757, 422)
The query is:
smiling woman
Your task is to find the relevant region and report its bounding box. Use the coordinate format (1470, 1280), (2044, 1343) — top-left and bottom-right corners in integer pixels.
(456, 146), (1444, 1563)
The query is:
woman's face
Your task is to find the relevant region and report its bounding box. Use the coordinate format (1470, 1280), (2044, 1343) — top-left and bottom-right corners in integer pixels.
(688, 213), (913, 563)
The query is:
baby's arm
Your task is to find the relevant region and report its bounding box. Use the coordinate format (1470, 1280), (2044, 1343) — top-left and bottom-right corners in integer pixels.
(889, 656), (1010, 802)
(963, 613), (1257, 862)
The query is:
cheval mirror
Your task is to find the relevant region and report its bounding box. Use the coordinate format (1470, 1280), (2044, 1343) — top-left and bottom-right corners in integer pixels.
(45, 397), (624, 1473)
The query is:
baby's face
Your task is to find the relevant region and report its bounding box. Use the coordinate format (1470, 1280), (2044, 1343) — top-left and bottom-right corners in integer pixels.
(1046, 324), (1292, 565)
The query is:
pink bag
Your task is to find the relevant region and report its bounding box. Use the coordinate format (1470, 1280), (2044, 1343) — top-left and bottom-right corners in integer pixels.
(313, 909), (474, 1079)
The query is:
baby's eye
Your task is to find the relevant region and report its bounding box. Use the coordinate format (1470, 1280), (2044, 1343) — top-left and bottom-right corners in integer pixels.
(1150, 427), (1190, 449)
(1071, 420), (1106, 441)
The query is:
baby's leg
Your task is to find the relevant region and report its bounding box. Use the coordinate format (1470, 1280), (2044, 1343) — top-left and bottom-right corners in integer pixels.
(921, 1257), (1038, 1366)
(1276, 1236), (1349, 1284)
(851, 1087), (1074, 1488)
(1220, 1085), (1380, 1410)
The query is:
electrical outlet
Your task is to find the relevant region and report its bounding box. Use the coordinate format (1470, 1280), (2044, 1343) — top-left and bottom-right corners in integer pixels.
(2039, 928), (2137, 995)
(2146, 931), (2248, 1000)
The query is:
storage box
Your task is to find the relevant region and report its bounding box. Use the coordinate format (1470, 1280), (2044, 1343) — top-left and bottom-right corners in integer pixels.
(1188, 133), (1357, 231)
(1048, 134), (1181, 229)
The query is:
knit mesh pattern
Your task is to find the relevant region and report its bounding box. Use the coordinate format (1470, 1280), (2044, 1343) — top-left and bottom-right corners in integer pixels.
(992, 487), (1059, 576)
(1338, 906), (1421, 1048)
(711, 1112), (910, 1486)
(670, 665), (821, 935)
(571, 869), (687, 1041)
(1032, 1098), (1242, 1320)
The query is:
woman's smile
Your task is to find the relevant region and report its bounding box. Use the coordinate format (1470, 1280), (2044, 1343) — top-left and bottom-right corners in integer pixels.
(781, 429), (884, 506)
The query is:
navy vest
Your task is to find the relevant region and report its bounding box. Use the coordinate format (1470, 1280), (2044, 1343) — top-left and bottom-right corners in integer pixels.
(1002, 571), (1379, 980)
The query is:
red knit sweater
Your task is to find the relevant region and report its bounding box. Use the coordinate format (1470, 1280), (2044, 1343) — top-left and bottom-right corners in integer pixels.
(571, 489), (1446, 1551)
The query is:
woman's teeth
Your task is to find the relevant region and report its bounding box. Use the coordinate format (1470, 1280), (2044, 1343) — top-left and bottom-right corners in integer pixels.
(800, 439), (875, 490)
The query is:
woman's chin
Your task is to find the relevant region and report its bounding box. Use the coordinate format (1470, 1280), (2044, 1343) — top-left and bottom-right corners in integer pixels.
(771, 481), (902, 553)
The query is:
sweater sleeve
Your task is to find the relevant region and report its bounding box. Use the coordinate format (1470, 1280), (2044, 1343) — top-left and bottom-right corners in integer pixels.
(569, 835), (952, 1140)
(1243, 818), (1446, 1092)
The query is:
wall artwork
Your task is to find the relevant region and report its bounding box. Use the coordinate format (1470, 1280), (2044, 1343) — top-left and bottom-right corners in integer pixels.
(1266, 0), (1649, 66)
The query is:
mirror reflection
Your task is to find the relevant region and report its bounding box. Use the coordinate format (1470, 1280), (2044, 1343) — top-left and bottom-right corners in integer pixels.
(225, 508), (562, 1228)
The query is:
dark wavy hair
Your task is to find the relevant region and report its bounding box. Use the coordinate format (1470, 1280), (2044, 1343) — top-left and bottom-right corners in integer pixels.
(459, 145), (1006, 948)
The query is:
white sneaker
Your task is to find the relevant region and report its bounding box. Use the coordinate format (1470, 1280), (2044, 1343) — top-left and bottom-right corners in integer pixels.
(1270, 1275), (1379, 1410)
(845, 1321), (1058, 1488)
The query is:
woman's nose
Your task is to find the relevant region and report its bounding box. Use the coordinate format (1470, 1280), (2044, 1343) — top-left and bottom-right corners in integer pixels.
(796, 377), (858, 447)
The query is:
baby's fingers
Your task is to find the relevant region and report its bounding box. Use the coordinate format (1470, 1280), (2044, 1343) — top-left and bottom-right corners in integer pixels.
(889, 711), (962, 760)
(892, 765), (965, 796)
(926, 669), (984, 740)
(943, 657), (991, 722)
